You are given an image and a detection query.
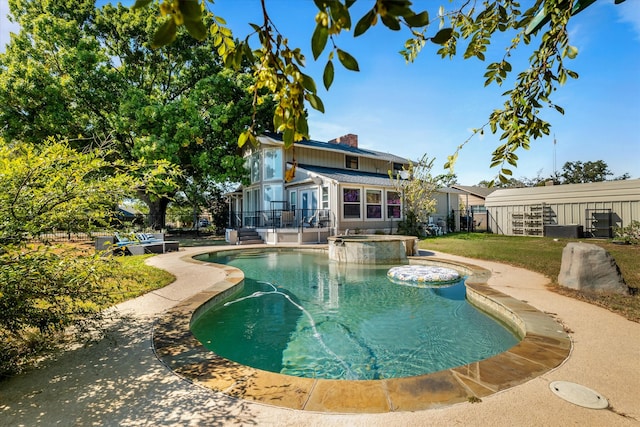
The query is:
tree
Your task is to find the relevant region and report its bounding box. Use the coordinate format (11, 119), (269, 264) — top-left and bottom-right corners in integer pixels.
(0, 138), (131, 376)
(477, 161), (629, 187)
(0, 139), (131, 240)
(560, 160), (613, 184)
(0, 0), (115, 145)
(94, 4), (275, 228)
(389, 154), (440, 236)
(0, 1), (275, 229)
(135, 0), (628, 184)
(478, 177), (526, 188)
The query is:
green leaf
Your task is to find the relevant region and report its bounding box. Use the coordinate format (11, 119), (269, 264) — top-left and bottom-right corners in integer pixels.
(179, 0), (203, 22)
(184, 19), (208, 41)
(300, 73), (317, 94)
(151, 19), (177, 49)
(566, 45), (578, 59)
(431, 28), (454, 45)
(558, 71), (567, 85)
(554, 105), (565, 115)
(354, 10), (375, 37)
(404, 11), (429, 28)
(297, 116), (309, 137)
(306, 93), (325, 113)
(283, 128), (295, 147)
(238, 131), (249, 147)
(132, 0), (152, 9)
(385, 2), (413, 17)
(381, 14), (401, 31)
(337, 49), (360, 71)
(311, 24), (329, 60)
(323, 60), (335, 90)
(328, 2), (351, 29)
(234, 43), (244, 67)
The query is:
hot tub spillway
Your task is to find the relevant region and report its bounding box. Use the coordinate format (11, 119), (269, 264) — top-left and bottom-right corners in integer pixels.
(327, 235), (418, 264)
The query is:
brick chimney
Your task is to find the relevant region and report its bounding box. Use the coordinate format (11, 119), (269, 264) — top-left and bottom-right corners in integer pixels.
(329, 133), (358, 148)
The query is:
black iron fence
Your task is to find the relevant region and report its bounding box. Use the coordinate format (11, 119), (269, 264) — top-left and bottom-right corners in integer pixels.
(450, 209), (489, 233)
(229, 208), (334, 230)
(27, 230), (115, 243)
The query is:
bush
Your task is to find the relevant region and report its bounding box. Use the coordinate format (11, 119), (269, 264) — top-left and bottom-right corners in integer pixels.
(397, 211), (425, 237)
(0, 139), (131, 377)
(614, 221), (640, 245)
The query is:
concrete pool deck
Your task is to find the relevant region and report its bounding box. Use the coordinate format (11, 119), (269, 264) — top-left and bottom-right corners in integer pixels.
(1, 244), (638, 426)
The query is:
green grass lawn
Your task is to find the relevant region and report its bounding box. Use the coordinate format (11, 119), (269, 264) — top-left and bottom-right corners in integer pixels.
(420, 233), (640, 322)
(105, 254), (176, 305)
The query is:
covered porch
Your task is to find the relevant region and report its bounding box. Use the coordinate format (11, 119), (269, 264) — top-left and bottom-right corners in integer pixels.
(225, 208), (335, 245)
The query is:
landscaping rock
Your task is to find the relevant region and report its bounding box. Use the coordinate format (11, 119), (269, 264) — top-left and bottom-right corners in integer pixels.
(558, 242), (628, 295)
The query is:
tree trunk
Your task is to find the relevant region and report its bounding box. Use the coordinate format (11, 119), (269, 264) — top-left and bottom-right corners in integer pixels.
(138, 190), (170, 230)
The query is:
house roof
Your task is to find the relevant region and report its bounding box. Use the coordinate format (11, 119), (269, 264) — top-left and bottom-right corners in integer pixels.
(297, 164), (397, 187)
(260, 133), (411, 164)
(298, 164), (468, 196)
(485, 178), (640, 206)
(451, 185), (497, 199)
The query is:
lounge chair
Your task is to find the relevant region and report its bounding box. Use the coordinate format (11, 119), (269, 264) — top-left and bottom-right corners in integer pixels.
(280, 210), (295, 227)
(105, 232), (179, 255)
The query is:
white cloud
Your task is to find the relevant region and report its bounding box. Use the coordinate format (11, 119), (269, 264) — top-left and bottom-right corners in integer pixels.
(0, 0), (21, 52)
(615, 0), (640, 40)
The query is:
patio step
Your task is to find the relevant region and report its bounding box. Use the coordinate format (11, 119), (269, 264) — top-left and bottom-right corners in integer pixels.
(237, 228), (263, 244)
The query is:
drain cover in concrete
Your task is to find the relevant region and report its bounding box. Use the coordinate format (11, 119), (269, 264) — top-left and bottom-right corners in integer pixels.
(549, 381), (608, 409)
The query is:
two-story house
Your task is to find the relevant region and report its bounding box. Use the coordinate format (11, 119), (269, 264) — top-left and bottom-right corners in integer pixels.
(225, 132), (463, 244)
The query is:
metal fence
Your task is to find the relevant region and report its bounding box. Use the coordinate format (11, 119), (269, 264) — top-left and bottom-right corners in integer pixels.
(28, 230), (115, 243)
(450, 209), (489, 233)
(229, 208), (334, 230)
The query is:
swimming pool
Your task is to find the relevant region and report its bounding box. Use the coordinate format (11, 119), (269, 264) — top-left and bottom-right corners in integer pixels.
(191, 249), (519, 380)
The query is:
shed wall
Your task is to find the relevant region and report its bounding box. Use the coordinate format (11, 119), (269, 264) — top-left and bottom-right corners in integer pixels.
(485, 180), (640, 236)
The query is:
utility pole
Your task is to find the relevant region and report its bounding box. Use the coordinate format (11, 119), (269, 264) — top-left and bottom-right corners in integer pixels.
(553, 135), (557, 177)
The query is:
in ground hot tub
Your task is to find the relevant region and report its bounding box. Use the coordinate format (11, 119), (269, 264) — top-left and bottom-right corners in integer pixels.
(327, 234), (418, 264)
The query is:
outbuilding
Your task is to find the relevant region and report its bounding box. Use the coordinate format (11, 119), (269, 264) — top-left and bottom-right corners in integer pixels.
(484, 179), (640, 238)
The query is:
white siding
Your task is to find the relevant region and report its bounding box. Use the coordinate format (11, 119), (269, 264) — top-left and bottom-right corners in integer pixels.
(485, 180), (640, 236)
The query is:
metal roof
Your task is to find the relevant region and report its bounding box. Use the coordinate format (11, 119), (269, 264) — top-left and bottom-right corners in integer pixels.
(297, 164), (397, 187)
(260, 133), (411, 164)
(451, 185), (497, 198)
(485, 179), (640, 206)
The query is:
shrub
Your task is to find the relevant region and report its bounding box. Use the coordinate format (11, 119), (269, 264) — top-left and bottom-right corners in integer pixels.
(614, 221), (640, 245)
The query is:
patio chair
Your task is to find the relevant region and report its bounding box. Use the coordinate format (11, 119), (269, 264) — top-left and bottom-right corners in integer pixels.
(304, 211), (318, 228)
(262, 212), (275, 227)
(280, 210), (295, 227)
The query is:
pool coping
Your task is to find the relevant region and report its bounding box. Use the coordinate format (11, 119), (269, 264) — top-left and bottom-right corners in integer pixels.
(152, 247), (571, 414)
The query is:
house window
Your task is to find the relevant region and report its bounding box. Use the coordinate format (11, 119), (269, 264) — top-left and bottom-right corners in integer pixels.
(289, 190), (297, 211)
(263, 184), (283, 210)
(246, 152), (260, 183)
(263, 148), (283, 180)
(342, 188), (361, 219)
(366, 189), (382, 219)
(321, 186), (329, 209)
(386, 190), (401, 219)
(345, 155), (359, 169)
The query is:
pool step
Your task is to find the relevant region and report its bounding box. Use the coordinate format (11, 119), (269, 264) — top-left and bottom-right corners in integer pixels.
(237, 228), (264, 245)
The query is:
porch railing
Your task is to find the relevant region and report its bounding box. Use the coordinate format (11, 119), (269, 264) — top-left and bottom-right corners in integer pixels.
(229, 208), (334, 230)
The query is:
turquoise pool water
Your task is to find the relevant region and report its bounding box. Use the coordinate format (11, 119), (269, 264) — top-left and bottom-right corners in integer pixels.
(191, 250), (519, 380)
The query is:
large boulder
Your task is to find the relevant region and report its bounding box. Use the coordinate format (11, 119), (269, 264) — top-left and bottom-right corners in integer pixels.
(558, 242), (628, 295)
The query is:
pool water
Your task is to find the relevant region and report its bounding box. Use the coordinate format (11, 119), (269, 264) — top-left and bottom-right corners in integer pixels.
(191, 250), (519, 380)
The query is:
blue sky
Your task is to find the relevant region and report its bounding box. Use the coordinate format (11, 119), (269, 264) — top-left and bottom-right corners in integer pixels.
(2, 1), (639, 184)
